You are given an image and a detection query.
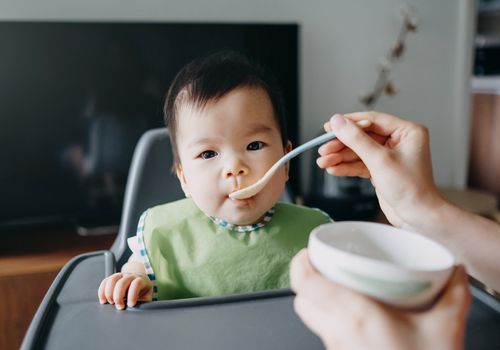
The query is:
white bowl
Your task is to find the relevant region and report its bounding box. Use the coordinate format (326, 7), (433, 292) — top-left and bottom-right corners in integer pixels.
(308, 222), (455, 309)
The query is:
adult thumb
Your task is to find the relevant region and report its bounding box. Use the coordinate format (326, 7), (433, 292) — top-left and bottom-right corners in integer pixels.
(329, 114), (384, 167)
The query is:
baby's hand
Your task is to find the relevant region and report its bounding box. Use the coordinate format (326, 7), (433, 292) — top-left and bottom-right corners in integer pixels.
(98, 272), (153, 310)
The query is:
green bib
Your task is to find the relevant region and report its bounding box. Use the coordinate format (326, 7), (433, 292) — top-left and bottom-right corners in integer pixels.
(140, 198), (331, 300)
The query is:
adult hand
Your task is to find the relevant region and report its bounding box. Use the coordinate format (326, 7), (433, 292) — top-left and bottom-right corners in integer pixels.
(290, 249), (470, 350)
(317, 112), (443, 229)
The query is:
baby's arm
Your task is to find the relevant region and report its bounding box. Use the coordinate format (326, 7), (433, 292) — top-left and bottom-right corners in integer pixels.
(97, 253), (154, 310)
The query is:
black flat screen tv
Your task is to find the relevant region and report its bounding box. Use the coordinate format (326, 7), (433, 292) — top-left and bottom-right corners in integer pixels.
(0, 21), (299, 232)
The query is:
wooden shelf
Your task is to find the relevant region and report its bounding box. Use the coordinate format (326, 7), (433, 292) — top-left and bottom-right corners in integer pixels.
(1, 229), (116, 276)
(0, 229), (116, 350)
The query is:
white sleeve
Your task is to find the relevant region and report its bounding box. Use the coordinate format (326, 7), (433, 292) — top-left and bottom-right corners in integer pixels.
(127, 236), (141, 256)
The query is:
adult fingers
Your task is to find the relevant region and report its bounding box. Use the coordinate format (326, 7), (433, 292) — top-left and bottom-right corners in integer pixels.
(425, 266), (471, 321)
(290, 249), (371, 313)
(343, 111), (411, 137)
(316, 148), (360, 169)
(290, 248), (342, 305)
(324, 111), (414, 140)
(407, 266), (470, 349)
(290, 249), (383, 346)
(325, 161), (371, 178)
(318, 132), (387, 156)
(327, 115), (386, 170)
(290, 249), (313, 293)
(318, 138), (347, 155)
(294, 294), (339, 341)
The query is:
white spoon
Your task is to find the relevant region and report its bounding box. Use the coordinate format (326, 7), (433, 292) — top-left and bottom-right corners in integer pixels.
(229, 119), (372, 200)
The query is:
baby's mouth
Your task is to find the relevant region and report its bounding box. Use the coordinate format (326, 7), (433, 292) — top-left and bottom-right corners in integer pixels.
(227, 191), (255, 206)
(228, 197), (253, 207)
(228, 177), (257, 202)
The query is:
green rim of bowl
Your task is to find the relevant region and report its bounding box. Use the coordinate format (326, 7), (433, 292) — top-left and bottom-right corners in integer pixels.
(340, 268), (432, 298)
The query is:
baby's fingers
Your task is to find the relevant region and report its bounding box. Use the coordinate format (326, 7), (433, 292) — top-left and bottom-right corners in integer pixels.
(98, 278), (108, 304)
(113, 275), (136, 310)
(127, 277), (153, 307)
(103, 273), (123, 305)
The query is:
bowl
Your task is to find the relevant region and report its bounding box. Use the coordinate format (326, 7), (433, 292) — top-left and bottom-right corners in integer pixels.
(308, 221), (455, 309)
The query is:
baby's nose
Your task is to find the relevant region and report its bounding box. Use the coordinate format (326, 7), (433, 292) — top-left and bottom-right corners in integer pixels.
(224, 164), (249, 179)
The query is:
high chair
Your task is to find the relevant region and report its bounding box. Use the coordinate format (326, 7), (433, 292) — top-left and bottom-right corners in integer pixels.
(22, 129), (500, 350)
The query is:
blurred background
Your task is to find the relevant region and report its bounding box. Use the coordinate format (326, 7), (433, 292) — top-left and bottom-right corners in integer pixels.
(1, 0), (499, 348)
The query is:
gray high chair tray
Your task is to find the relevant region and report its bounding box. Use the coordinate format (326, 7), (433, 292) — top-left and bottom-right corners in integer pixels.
(22, 251), (323, 349)
(20, 250), (500, 350)
(22, 129), (500, 349)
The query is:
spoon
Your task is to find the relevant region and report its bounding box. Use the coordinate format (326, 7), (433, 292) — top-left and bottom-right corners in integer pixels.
(229, 119), (372, 200)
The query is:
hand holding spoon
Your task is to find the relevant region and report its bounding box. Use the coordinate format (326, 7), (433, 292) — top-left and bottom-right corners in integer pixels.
(229, 119), (371, 200)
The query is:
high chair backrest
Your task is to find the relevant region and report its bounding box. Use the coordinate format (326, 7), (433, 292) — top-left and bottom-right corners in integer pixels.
(111, 128), (184, 267)
(110, 127), (295, 268)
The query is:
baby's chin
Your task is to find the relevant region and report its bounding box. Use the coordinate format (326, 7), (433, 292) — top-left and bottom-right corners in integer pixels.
(207, 205), (270, 226)
(218, 210), (267, 226)
(194, 196), (273, 226)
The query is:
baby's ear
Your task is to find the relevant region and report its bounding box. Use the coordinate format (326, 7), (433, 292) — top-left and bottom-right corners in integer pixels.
(284, 140), (292, 180)
(175, 164), (191, 198)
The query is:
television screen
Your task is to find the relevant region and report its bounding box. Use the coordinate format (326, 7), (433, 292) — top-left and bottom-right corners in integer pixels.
(0, 21), (299, 232)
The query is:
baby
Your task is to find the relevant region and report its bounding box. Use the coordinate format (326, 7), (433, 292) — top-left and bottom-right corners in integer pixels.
(98, 51), (332, 309)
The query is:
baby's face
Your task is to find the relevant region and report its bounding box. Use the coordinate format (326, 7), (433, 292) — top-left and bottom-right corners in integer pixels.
(175, 86), (290, 225)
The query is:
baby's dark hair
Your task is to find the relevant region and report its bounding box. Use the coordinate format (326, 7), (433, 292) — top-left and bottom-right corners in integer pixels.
(163, 51), (288, 168)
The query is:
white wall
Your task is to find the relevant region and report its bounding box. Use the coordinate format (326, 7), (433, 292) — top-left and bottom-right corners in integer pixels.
(0, 0), (475, 191)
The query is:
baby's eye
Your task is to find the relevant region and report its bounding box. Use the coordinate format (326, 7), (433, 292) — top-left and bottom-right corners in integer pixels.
(247, 141), (264, 151)
(200, 150), (218, 159)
